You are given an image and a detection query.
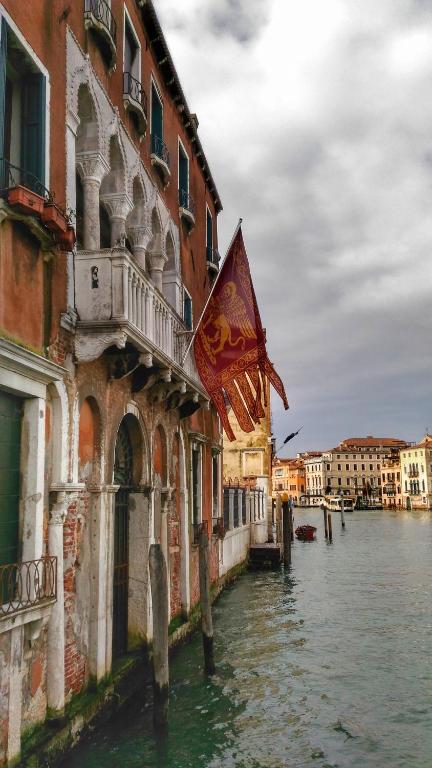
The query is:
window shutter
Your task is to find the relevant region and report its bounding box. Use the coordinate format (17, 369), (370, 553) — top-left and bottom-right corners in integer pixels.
(21, 72), (46, 188)
(0, 18), (7, 186)
(178, 146), (188, 193)
(206, 209), (213, 250)
(151, 84), (163, 140)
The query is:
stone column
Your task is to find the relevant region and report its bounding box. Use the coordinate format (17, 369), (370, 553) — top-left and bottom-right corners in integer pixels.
(76, 151), (109, 250)
(104, 485), (119, 676)
(99, 192), (133, 248)
(21, 398), (45, 563)
(228, 488), (235, 531)
(127, 224), (152, 271)
(47, 492), (67, 717)
(147, 252), (168, 293)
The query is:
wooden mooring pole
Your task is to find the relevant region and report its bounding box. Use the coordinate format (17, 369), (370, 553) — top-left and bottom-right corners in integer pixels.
(322, 505), (328, 539)
(341, 498), (346, 528)
(282, 501), (291, 567)
(149, 543), (169, 728)
(199, 524), (215, 676)
(328, 512), (333, 542)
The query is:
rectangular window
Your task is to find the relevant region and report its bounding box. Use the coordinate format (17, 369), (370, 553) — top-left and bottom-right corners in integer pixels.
(151, 79), (163, 157)
(1, 17), (46, 190)
(337, 464), (341, 470)
(347, 478), (350, 486)
(183, 289), (193, 330)
(338, 478), (342, 486)
(274, 469), (283, 477)
(206, 206), (213, 262)
(178, 140), (189, 198)
(124, 12), (140, 82)
(362, 464), (365, 471)
(345, 464), (349, 471)
(369, 464), (373, 471)
(354, 464), (357, 470)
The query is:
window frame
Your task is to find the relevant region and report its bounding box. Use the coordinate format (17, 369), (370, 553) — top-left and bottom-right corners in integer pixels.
(0, 9), (50, 188)
(123, 6), (141, 85)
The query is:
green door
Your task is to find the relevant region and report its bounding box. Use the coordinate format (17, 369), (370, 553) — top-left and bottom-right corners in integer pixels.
(0, 391), (21, 569)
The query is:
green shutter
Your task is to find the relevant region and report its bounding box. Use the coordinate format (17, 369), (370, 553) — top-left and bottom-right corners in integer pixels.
(0, 18), (7, 186)
(21, 72), (46, 188)
(178, 146), (188, 194)
(151, 84), (163, 140)
(206, 209), (213, 250)
(0, 391), (22, 569)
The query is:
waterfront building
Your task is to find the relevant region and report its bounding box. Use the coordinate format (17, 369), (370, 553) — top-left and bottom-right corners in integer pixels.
(0, 1), (223, 763)
(221, 379), (272, 572)
(304, 437), (408, 506)
(400, 435), (432, 509)
(272, 458), (306, 505)
(381, 457), (402, 508)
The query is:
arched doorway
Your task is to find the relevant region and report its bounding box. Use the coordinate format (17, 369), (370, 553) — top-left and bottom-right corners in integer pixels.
(113, 420), (134, 658)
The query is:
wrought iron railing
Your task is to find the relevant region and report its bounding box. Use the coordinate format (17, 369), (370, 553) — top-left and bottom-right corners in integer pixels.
(178, 188), (196, 218)
(0, 557), (57, 617)
(0, 159), (51, 200)
(84, 0), (117, 44)
(192, 520), (208, 546)
(206, 246), (220, 266)
(212, 516), (225, 538)
(123, 72), (147, 114)
(151, 134), (170, 168)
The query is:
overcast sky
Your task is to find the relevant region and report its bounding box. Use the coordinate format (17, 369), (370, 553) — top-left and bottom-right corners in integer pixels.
(158, 0), (432, 455)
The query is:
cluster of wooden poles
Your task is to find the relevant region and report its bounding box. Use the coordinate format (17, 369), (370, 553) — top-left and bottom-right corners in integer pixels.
(280, 498), (347, 567)
(149, 527), (214, 729)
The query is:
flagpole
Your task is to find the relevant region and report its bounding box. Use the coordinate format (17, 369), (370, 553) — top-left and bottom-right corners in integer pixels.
(180, 217), (243, 366)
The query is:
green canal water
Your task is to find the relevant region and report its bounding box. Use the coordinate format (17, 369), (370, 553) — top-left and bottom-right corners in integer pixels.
(61, 508), (432, 768)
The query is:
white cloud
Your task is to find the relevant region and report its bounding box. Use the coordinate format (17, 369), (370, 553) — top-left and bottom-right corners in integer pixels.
(158, 0), (432, 450)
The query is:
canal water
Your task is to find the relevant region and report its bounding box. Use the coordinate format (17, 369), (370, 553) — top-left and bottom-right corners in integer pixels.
(61, 508), (432, 768)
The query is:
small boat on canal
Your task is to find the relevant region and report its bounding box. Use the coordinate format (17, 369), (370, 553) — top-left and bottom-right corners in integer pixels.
(295, 524), (317, 541)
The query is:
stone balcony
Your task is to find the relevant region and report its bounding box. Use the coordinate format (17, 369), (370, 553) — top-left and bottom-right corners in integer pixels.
(75, 247), (208, 411)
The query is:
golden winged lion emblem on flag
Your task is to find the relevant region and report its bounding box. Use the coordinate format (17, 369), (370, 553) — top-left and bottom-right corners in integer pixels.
(200, 281), (257, 365)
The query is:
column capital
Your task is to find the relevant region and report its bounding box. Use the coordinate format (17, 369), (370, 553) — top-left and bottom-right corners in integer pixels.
(76, 151), (109, 184)
(99, 192), (133, 221)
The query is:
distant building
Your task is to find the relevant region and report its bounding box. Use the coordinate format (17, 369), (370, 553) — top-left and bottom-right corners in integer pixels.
(381, 457), (402, 508)
(221, 379), (272, 571)
(272, 457), (306, 504)
(304, 437), (408, 506)
(400, 435), (432, 509)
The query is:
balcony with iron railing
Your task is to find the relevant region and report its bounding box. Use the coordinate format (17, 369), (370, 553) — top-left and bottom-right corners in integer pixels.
(150, 134), (170, 185)
(84, 0), (117, 68)
(178, 188), (196, 228)
(0, 557), (57, 622)
(0, 159), (51, 201)
(74, 246), (205, 401)
(123, 72), (147, 137)
(408, 469), (419, 477)
(206, 246), (221, 274)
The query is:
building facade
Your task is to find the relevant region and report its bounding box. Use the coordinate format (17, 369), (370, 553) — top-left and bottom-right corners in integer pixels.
(272, 457), (306, 505)
(400, 435), (432, 509)
(221, 380), (272, 570)
(381, 457), (402, 508)
(0, 2), (223, 763)
(304, 437), (408, 506)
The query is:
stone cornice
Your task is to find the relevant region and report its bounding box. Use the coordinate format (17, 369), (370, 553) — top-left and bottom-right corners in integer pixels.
(0, 339), (67, 384)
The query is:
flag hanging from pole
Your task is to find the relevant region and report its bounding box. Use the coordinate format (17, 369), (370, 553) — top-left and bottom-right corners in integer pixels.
(194, 227), (289, 441)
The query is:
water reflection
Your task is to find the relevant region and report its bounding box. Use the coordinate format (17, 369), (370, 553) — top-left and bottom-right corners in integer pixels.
(61, 508), (432, 768)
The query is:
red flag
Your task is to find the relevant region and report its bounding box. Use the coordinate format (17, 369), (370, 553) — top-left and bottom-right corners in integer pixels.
(194, 227), (288, 441)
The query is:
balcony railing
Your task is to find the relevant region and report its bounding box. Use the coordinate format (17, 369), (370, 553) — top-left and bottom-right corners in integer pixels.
(0, 159), (51, 200)
(192, 521), (208, 546)
(123, 72), (147, 133)
(178, 188), (196, 221)
(74, 247), (200, 384)
(0, 557), (57, 618)
(151, 134), (170, 169)
(206, 246), (221, 268)
(84, 0), (117, 65)
(408, 470), (419, 477)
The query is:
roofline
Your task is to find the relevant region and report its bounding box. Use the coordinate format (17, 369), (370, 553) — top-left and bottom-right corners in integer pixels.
(138, 0), (223, 213)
